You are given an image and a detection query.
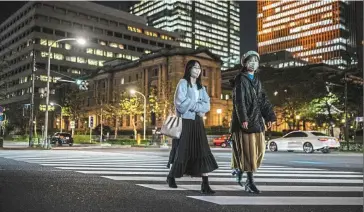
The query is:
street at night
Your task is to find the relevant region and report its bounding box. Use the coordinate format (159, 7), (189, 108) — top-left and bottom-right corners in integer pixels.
(0, 149), (362, 212)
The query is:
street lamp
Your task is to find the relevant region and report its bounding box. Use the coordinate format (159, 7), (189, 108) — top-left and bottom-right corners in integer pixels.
(50, 102), (63, 133)
(44, 37), (86, 149)
(130, 89), (146, 140)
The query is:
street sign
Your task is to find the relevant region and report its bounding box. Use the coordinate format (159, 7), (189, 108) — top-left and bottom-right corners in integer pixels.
(70, 121), (75, 129)
(89, 116), (94, 128)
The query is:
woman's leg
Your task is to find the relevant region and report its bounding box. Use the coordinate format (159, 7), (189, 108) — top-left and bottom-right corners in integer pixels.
(201, 173), (215, 194)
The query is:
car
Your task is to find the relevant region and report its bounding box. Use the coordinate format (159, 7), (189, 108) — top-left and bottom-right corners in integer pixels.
(213, 134), (231, 148)
(51, 132), (74, 146)
(267, 131), (340, 153)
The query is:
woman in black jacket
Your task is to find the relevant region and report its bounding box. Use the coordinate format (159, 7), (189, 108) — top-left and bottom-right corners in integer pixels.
(230, 50), (276, 194)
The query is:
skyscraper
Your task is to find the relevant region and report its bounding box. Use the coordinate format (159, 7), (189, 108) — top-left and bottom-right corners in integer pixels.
(130, 0), (240, 70)
(257, 1), (360, 69)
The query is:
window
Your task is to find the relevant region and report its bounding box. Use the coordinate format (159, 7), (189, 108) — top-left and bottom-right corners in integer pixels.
(95, 49), (103, 56)
(311, 132), (328, 137)
(66, 56), (76, 62)
(109, 43), (117, 48)
(99, 40), (106, 46)
(40, 39), (47, 46)
(128, 76), (131, 82)
(118, 44), (124, 49)
(43, 27), (53, 34)
(88, 59), (98, 66)
(98, 61), (104, 67)
(65, 43), (71, 50)
(121, 78), (124, 84)
(284, 132), (308, 138)
(115, 32), (123, 38)
(86, 48), (94, 54)
(53, 53), (64, 60)
(77, 57), (86, 64)
(106, 51), (113, 57)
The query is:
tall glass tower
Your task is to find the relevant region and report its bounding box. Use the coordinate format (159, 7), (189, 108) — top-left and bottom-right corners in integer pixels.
(257, 0), (360, 69)
(131, 0), (240, 70)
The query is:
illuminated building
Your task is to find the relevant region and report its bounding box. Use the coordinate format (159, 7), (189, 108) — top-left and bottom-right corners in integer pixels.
(130, 0), (240, 70)
(0, 1), (179, 107)
(257, 1), (360, 70)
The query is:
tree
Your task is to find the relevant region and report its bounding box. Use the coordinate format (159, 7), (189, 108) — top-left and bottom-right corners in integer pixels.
(63, 87), (85, 128)
(118, 92), (144, 139)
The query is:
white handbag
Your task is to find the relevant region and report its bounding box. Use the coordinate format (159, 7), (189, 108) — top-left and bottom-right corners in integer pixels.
(160, 115), (182, 139)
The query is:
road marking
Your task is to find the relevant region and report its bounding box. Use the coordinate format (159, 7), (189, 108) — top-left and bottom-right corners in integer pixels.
(290, 160), (327, 164)
(103, 176), (363, 184)
(76, 170), (363, 178)
(187, 196), (364, 205)
(137, 184), (364, 192)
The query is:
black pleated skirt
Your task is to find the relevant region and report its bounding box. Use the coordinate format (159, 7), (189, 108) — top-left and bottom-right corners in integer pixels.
(168, 117), (218, 178)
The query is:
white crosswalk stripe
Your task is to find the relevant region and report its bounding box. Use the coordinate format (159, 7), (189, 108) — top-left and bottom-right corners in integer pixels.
(0, 150), (362, 206)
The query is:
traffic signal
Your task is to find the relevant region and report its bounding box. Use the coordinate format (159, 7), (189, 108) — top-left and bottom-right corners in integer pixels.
(78, 80), (89, 90)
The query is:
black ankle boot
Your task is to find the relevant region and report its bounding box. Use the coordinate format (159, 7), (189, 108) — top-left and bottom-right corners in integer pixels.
(232, 169), (244, 186)
(201, 176), (215, 194)
(245, 172), (261, 194)
(166, 176), (177, 188)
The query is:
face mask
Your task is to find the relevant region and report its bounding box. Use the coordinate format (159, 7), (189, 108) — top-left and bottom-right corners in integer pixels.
(247, 61), (259, 72)
(191, 66), (201, 78)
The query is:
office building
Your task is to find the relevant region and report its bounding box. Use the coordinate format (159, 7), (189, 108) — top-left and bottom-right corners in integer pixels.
(257, 1), (361, 69)
(73, 47), (231, 131)
(130, 0), (240, 70)
(0, 1), (179, 109)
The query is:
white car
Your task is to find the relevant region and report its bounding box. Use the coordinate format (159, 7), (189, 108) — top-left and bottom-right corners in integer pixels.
(267, 131), (340, 153)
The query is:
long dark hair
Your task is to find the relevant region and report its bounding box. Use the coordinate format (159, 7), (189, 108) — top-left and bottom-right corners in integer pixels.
(183, 60), (203, 90)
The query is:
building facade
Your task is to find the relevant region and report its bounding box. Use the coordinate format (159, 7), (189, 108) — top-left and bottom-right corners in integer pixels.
(257, 1), (360, 69)
(0, 1), (179, 107)
(71, 47), (231, 133)
(130, 0), (240, 70)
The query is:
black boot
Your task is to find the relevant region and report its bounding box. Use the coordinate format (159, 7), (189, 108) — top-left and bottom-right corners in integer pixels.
(245, 172), (261, 194)
(232, 169), (244, 186)
(166, 176), (177, 188)
(201, 176), (215, 194)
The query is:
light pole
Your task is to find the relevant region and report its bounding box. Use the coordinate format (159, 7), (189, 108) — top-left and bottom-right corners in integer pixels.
(50, 102), (62, 133)
(130, 89), (146, 140)
(44, 38), (86, 149)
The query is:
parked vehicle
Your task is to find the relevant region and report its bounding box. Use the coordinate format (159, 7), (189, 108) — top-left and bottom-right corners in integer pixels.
(267, 131), (340, 153)
(51, 132), (74, 146)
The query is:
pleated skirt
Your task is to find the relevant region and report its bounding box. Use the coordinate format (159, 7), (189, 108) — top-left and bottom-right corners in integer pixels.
(231, 131), (266, 172)
(169, 117), (219, 178)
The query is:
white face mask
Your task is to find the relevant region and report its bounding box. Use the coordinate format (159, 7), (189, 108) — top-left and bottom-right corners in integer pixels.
(190, 64), (201, 78)
(247, 61), (259, 72)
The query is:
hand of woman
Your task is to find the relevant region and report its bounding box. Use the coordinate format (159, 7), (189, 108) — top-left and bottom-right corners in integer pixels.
(242, 122), (248, 129)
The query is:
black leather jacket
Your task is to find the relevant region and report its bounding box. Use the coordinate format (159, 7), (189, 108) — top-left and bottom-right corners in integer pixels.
(230, 72), (276, 134)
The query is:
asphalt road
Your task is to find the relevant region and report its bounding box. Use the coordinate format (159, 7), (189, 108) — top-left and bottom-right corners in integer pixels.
(0, 149), (363, 212)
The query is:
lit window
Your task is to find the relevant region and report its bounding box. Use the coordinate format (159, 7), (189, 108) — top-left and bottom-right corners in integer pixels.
(98, 61), (104, 67)
(41, 52), (49, 58)
(77, 57), (86, 64)
(86, 48), (94, 54)
(40, 39), (47, 46)
(118, 44), (124, 49)
(95, 49), (103, 56)
(109, 43), (118, 48)
(66, 56), (76, 62)
(88, 59), (98, 66)
(71, 69), (81, 74)
(53, 53), (64, 60)
(121, 78), (124, 85)
(116, 54), (123, 58)
(99, 41), (106, 46)
(65, 43), (71, 50)
(106, 52), (113, 57)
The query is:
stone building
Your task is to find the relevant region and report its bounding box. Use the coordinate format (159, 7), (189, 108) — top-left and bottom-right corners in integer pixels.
(70, 47), (232, 133)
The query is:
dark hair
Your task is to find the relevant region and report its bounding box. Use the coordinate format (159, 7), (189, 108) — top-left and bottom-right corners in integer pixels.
(183, 60), (203, 89)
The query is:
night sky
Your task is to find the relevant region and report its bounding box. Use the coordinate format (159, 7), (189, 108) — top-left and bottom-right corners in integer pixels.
(0, 1), (256, 59)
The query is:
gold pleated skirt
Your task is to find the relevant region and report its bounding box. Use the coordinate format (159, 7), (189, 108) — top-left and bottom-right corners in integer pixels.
(231, 131), (266, 172)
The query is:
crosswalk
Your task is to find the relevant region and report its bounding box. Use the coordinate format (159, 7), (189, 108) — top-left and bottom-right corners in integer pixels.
(0, 150), (363, 206)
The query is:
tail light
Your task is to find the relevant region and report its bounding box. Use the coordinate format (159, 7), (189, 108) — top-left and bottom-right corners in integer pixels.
(318, 138), (328, 142)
